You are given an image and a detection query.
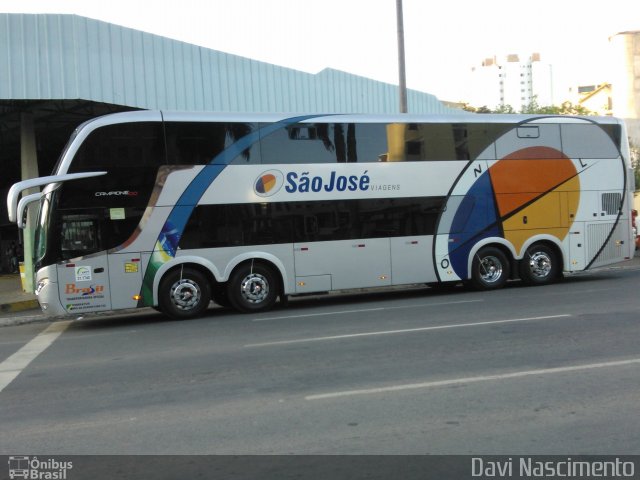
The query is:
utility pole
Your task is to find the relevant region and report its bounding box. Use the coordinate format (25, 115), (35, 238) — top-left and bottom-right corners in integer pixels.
(396, 0), (408, 113)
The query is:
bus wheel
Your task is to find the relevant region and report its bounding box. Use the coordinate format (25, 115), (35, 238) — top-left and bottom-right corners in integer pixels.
(228, 263), (279, 313)
(159, 268), (211, 319)
(519, 243), (558, 286)
(471, 247), (510, 290)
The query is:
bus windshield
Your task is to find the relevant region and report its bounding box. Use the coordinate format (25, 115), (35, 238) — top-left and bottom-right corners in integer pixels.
(34, 187), (104, 266)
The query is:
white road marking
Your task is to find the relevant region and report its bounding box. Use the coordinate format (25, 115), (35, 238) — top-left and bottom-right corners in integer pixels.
(245, 314), (570, 347)
(252, 299), (484, 322)
(0, 320), (72, 393)
(306, 357), (640, 400)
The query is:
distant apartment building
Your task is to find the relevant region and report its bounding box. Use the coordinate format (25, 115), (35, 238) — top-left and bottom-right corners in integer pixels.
(572, 83), (612, 116)
(470, 53), (553, 111)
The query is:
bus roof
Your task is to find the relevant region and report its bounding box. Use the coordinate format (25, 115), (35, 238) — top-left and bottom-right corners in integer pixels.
(81, 110), (623, 127)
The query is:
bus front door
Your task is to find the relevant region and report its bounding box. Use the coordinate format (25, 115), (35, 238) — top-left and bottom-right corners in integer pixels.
(108, 253), (143, 310)
(57, 257), (111, 314)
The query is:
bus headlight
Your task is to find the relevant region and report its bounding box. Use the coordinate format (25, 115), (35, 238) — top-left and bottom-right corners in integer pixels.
(35, 279), (48, 296)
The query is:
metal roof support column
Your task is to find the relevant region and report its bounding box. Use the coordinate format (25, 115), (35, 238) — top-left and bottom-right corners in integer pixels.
(20, 112), (39, 293)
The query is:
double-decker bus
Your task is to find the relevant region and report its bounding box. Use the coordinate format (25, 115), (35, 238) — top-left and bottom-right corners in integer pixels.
(7, 111), (635, 318)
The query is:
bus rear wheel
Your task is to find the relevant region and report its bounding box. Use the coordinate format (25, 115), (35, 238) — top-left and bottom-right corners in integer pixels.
(159, 267), (211, 319)
(519, 243), (558, 286)
(471, 247), (510, 290)
(227, 263), (279, 313)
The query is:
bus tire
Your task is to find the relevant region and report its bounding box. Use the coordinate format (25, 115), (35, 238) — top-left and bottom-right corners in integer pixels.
(227, 262), (279, 313)
(471, 247), (510, 290)
(158, 267), (211, 319)
(519, 243), (558, 286)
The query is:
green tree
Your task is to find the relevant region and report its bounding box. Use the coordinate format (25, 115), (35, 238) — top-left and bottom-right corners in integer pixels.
(464, 96), (595, 116)
(493, 104), (516, 114)
(462, 103), (512, 114)
(630, 139), (640, 191)
(556, 100), (594, 116)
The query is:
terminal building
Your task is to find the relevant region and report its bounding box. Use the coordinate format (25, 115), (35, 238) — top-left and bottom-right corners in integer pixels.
(0, 13), (461, 274)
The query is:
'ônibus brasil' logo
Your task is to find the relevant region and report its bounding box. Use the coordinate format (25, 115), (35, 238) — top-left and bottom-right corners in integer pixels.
(254, 170), (285, 197)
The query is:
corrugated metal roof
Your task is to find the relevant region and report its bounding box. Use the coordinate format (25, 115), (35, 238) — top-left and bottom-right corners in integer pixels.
(0, 13), (462, 114)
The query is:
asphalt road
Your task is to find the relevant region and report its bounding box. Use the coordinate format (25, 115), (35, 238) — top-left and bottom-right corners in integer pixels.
(1, 264), (639, 455)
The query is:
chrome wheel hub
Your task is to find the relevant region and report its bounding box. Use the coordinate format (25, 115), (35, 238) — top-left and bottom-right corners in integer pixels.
(479, 256), (503, 284)
(240, 273), (269, 304)
(528, 252), (552, 279)
(170, 279), (201, 311)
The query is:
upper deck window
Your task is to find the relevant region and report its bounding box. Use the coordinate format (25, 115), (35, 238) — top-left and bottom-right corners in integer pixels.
(63, 122), (165, 210)
(260, 123), (387, 163)
(165, 121), (260, 165)
(260, 122), (511, 163)
(69, 122), (165, 171)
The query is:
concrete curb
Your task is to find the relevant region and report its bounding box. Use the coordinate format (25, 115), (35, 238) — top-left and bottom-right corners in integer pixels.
(0, 311), (47, 327)
(0, 299), (40, 314)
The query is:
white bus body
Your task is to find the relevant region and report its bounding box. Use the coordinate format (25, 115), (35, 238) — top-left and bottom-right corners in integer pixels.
(7, 112), (634, 318)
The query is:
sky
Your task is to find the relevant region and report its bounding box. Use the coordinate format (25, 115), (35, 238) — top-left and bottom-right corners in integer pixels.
(1, 0), (639, 103)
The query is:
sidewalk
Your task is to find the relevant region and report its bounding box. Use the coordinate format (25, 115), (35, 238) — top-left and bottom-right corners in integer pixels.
(0, 273), (39, 314)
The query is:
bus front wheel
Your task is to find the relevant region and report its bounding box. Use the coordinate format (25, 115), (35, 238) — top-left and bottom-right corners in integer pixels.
(471, 247), (510, 290)
(228, 263), (279, 313)
(159, 267), (211, 319)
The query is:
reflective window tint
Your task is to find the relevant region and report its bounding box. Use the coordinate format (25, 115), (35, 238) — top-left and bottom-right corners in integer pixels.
(65, 122), (165, 209)
(56, 122), (166, 262)
(261, 122), (511, 163)
(71, 122), (165, 170)
(560, 123), (621, 159)
(179, 197), (445, 249)
(384, 123), (510, 161)
(59, 122), (164, 257)
(164, 122), (260, 165)
(46, 206), (147, 262)
(260, 123), (388, 163)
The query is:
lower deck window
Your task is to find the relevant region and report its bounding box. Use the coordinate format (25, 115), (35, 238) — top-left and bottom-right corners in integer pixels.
(179, 197), (445, 249)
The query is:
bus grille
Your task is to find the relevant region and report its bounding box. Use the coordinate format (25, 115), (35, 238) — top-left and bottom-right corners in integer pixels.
(601, 192), (621, 215)
(588, 222), (622, 266)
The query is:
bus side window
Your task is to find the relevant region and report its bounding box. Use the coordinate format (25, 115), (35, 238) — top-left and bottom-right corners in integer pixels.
(259, 123), (387, 164)
(165, 122), (260, 165)
(304, 216), (318, 236)
(383, 123), (508, 162)
(561, 123), (620, 159)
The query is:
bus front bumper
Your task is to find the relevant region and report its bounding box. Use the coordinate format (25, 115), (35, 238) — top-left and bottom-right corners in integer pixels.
(35, 278), (69, 317)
